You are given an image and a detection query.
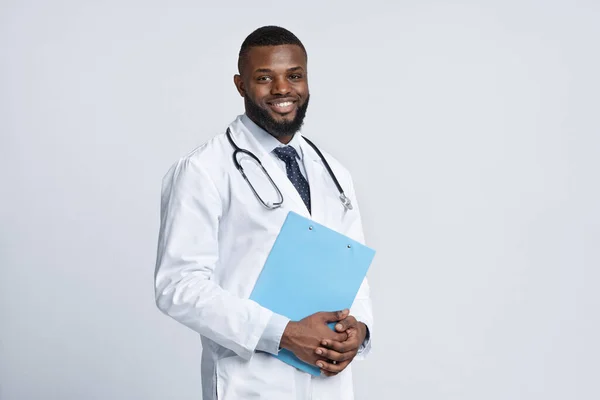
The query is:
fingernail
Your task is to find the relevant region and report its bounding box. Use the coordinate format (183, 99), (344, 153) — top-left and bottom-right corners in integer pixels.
(322, 340), (328, 346)
(336, 324), (343, 330)
(317, 362), (323, 368)
(316, 349), (322, 355)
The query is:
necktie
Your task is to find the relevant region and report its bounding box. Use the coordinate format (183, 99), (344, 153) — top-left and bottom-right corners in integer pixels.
(273, 146), (311, 213)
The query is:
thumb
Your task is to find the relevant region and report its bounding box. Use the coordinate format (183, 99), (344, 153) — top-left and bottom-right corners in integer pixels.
(321, 309), (349, 323)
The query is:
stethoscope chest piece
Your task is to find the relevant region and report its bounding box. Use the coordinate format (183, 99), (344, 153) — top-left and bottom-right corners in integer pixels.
(340, 193), (353, 210)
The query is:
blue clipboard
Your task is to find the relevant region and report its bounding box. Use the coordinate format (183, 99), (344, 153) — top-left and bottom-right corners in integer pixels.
(249, 211), (376, 376)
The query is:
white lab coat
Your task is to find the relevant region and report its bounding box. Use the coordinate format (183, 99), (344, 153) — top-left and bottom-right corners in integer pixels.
(154, 115), (373, 400)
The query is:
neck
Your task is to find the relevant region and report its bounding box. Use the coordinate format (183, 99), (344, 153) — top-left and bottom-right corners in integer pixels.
(276, 135), (293, 144)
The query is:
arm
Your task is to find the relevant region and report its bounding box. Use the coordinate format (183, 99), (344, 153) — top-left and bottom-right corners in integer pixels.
(349, 278), (373, 360)
(154, 158), (274, 360)
(256, 313), (291, 354)
(345, 175), (374, 359)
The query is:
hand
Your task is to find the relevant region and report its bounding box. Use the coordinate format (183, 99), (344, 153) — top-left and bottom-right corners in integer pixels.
(316, 315), (368, 377)
(280, 310), (349, 367)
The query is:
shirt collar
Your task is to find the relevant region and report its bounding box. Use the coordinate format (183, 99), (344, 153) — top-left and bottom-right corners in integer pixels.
(240, 114), (304, 161)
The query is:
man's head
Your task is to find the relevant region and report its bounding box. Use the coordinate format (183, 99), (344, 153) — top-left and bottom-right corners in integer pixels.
(234, 26), (309, 140)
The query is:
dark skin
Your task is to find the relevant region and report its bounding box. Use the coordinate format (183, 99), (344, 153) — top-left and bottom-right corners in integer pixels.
(233, 44), (368, 376)
(234, 44), (308, 145)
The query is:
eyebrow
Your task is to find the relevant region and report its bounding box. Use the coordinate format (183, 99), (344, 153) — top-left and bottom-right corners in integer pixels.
(254, 66), (305, 73)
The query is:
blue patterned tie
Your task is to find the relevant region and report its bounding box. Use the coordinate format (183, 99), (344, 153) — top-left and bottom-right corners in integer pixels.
(273, 146), (311, 213)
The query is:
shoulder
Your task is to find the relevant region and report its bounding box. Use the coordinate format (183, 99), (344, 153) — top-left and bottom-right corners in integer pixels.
(178, 131), (229, 168)
(161, 131), (230, 186)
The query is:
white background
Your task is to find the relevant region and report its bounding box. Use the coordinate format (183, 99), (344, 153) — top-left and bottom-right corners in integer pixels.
(1, 1), (599, 399)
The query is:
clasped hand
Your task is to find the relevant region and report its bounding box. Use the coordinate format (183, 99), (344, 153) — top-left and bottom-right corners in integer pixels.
(280, 309), (367, 377)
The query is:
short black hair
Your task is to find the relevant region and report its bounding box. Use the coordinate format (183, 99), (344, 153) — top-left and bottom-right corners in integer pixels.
(238, 26), (307, 73)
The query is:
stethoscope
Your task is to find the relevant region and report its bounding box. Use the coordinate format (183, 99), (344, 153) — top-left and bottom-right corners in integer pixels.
(226, 128), (353, 211)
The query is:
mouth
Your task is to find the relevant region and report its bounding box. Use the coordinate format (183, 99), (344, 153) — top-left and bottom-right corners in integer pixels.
(266, 98), (297, 115)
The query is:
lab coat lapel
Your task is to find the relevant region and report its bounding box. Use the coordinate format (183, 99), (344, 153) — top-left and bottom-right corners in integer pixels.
(232, 119), (311, 218)
(301, 140), (328, 225)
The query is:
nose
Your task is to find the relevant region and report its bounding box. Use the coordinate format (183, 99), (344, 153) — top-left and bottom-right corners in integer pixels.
(271, 76), (291, 95)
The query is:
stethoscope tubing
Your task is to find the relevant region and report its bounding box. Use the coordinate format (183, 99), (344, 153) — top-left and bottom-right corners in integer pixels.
(226, 127), (352, 211)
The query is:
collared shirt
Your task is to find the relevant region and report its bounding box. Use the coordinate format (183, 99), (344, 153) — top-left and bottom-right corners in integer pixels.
(241, 114), (308, 180)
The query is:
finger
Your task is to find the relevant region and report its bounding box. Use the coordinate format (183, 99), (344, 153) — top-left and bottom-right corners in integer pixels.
(325, 330), (349, 343)
(317, 359), (350, 375)
(322, 367), (348, 377)
(315, 347), (355, 362)
(334, 315), (358, 332)
(320, 309), (349, 323)
(320, 335), (360, 353)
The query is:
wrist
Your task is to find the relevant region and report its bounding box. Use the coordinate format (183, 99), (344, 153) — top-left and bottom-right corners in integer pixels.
(280, 321), (297, 350)
(358, 322), (369, 343)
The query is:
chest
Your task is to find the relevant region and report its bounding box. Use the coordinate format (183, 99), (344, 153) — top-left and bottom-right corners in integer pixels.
(212, 156), (353, 296)
(222, 153), (351, 237)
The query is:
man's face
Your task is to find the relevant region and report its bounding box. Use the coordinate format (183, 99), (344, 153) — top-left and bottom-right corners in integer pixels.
(234, 44), (309, 138)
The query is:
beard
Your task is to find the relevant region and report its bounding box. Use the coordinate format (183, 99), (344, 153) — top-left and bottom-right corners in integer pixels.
(244, 94), (310, 138)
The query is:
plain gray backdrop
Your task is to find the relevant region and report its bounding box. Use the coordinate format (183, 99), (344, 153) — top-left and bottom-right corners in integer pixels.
(1, 1), (598, 399)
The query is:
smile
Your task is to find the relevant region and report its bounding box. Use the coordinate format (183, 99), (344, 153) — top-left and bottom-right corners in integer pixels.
(267, 100), (297, 115)
(273, 101), (293, 107)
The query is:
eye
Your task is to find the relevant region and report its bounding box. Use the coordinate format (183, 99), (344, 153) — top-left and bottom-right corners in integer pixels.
(257, 76), (272, 82)
(289, 73), (303, 80)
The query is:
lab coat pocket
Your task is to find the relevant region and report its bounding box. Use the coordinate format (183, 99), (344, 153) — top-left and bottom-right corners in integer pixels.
(216, 353), (296, 399)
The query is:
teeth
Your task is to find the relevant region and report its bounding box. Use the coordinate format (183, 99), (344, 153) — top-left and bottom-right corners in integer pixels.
(273, 101), (292, 107)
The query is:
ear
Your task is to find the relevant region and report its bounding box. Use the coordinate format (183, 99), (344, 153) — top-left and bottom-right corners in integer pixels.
(233, 74), (245, 97)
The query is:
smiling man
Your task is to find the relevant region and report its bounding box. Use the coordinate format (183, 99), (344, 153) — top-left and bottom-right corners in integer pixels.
(155, 26), (373, 400)
(234, 39), (310, 141)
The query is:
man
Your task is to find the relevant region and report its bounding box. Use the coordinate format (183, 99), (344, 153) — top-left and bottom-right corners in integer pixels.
(155, 26), (373, 400)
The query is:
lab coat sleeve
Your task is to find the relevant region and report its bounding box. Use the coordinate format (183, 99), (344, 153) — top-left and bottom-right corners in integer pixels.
(154, 157), (273, 361)
(345, 175), (374, 360)
(255, 313), (291, 355)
